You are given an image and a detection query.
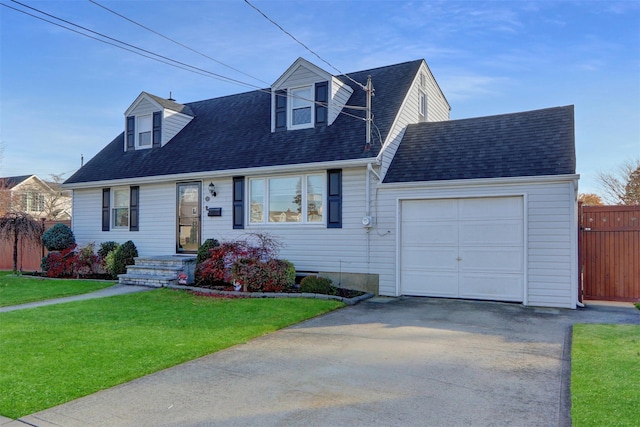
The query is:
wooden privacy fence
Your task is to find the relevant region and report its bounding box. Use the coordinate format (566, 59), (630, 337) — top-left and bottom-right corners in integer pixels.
(579, 204), (640, 301)
(0, 220), (71, 271)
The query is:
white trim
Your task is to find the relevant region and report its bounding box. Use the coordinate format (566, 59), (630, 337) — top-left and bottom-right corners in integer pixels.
(288, 84), (315, 130)
(124, 92), (163, 117)
(272, 57), (332, 88)
(380, 174), (581, 190)
(570, 178), (579, 308)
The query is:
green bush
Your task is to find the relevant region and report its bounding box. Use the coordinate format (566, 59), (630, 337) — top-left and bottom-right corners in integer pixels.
(98, 241), (119, 259)
(299, 275), (334, 294)
(105, 240), (138, 278)
(41, 223), (75, 251)
(196, 238), (220, 264)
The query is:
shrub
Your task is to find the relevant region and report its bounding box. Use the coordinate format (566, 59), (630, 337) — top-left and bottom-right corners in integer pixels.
(195, 241), (250, 286)
(196, 238), (220, 264)
(232, 258), (295, 292)
(106, 240), (138, 277)
(42, 223), (75, 251)
(41, 243), (101, 278)
(300, 275), (334, 294)
(98, 241), (119, 259)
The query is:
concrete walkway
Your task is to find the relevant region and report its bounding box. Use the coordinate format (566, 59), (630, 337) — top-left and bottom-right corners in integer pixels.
(2, 295), (638, 427)
(0, 284), (152, 313)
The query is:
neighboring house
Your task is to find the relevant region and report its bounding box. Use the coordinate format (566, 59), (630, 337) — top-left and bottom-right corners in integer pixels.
(64, 57), (579, 308)
(0, 174), (72, 220)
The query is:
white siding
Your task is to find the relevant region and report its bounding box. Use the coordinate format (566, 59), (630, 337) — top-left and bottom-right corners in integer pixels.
(72, 183), (177, 255)
(329, 76), (354, 125)
(370, 178), (578, 309)
(378, 62), (450, 180)
(280, 65), (322, 88)
(129, 98), (156, 116)
(163, 110), (193, 145)
(201, 167), (374, 275)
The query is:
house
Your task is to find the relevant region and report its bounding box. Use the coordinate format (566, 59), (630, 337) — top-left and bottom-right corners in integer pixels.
(0, 174), (72, 220)
(63, 57), (579, 308)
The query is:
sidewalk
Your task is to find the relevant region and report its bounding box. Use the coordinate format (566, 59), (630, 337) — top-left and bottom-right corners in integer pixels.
(0, 284), (152, 313)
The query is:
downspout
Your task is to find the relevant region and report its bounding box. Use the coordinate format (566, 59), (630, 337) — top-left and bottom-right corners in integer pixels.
(366, 162), (381, 218)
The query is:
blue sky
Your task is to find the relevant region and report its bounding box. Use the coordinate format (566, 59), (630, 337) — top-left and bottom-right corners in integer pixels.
(1, 0), (638, 195)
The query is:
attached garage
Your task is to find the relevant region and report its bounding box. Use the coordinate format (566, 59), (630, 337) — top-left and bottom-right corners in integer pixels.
(375, 105), (579, 308)
(400, 197), (524, 302)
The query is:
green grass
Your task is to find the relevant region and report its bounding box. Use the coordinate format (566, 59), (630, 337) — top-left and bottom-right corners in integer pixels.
(571, 324), (640, 426)
(0, 289), (344, 418)
(0, 271), (115, 307)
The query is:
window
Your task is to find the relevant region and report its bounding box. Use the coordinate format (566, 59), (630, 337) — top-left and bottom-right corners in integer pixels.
(419, 91), (427, 121)
(289, 86), (313, 128)
(249, 173), (324, 224)
(137, 115), (152, 147)
(112, 188), (129, 228)
(21, 192), (45, 212)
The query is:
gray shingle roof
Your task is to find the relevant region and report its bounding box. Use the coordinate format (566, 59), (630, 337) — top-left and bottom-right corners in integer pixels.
(0, 175), (32, 188)
(383, 105), (575, 183)
(65, 60), (423, 184)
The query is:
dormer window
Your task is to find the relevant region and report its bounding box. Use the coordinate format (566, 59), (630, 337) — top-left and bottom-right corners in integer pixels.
(137, 115), (152, 147)
(290, 86), (313, 128)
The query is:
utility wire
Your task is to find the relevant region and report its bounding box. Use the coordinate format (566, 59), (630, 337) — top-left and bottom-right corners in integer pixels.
(2, 1), (368, 124)
(7, 0), (257, 89)
(243, 0), (367, 91)
(87, 0), (270, 86)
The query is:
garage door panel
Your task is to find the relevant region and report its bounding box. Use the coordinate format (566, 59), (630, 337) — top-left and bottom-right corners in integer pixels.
(403, 198), (457, 218)
(401, 271), (458, 297)
(402, 222), (458, 245)
(458, 220), (522, 246)
(459, 197), (523, 219)
(459, 248), (524, 273)
(459, 273), (524, 301)
(403, 247), (458, 271)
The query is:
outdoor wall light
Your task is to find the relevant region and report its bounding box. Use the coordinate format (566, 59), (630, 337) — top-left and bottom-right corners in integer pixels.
(208, 182), (217, 197)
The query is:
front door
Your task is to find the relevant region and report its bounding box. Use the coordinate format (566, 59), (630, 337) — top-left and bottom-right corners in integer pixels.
(177, 182), (201, 253)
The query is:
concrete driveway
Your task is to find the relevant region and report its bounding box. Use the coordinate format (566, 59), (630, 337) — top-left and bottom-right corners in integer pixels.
(10, 297), (639, 427)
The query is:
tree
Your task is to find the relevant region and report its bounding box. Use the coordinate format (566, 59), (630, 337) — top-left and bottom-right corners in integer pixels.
(578, 193), (603, 206)
(597, 159), (640, 205)
(0, 211), (43, 273)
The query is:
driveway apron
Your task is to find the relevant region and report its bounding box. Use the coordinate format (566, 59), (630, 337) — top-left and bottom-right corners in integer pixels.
(13, 297), (640, 427)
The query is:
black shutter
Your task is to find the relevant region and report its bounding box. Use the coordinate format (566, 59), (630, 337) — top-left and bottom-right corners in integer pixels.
(327, 169), (342, 228)
(129, 186), (139, 231)
(152, 111), (162, 148)
(102, 188), (110, 231)
(233, 177), (244, 229)
(126, 116), (135, 151)
(315, 82), (328, 126)
(275, 89), (287, 131)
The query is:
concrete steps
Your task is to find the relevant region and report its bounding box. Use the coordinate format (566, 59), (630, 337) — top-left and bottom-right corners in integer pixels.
(119, 255), (197, 288)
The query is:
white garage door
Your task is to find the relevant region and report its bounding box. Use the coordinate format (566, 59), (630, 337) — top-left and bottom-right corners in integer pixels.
(400, 197), (524, 302)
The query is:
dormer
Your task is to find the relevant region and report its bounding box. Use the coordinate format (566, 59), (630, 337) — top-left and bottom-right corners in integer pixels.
(123, 92), (194, 151)
(271, 58), (354, 132)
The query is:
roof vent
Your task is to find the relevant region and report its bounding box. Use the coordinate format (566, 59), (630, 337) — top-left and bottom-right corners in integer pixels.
(168, 91), (175, 102)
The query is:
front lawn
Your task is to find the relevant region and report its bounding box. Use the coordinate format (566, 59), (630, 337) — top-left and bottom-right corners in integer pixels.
(0, 271), (115, 307)
(0, 289), (344, 419)
(571, 324), (640, 426)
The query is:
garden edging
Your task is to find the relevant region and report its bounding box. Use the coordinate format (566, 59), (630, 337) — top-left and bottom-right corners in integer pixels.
(166, 284), (374, 306)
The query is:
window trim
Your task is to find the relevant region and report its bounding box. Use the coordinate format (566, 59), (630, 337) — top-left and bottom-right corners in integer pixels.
(111, 187), (130, 229)
(288, 85), (314, 130)
(248, 172), (326, 225)
(419, 91), (427, 120)
(136, 114), (153, 148)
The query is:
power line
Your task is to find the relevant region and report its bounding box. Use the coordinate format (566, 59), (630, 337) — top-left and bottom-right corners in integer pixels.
(2, 1), (369, 125)
(243, 0), (367, 91)
(7, 0), (258, 89)
(87, 0), (270, 86)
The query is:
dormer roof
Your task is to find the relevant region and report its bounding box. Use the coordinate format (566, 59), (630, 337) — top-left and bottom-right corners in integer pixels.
(125, 92), (194, 117)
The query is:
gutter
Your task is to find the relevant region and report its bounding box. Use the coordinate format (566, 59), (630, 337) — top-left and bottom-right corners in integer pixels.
(62, 157), (376, 190)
